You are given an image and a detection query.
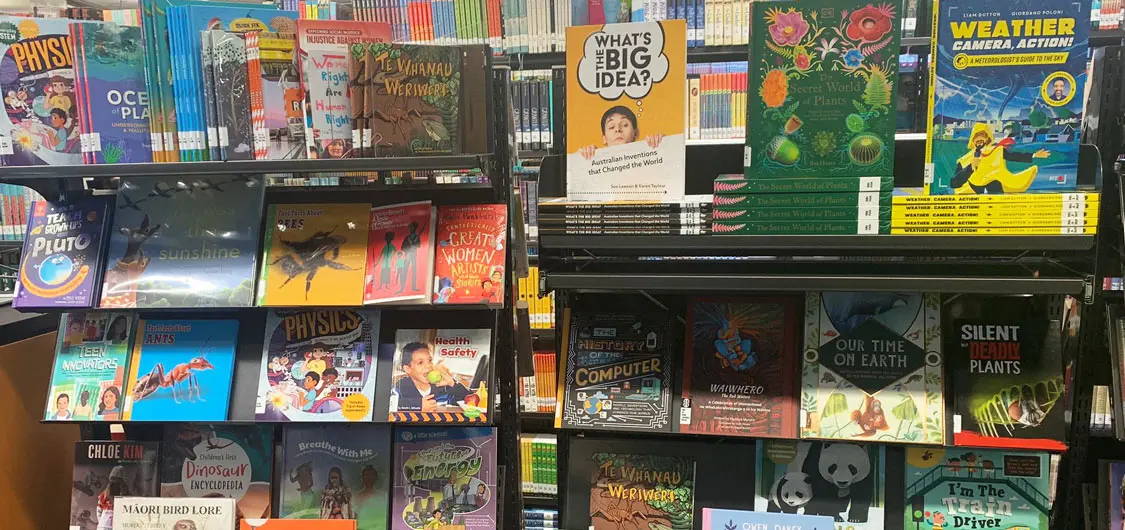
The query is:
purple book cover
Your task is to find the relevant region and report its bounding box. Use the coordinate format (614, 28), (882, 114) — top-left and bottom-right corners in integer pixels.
(392, 427), (496, 530)
(15, 196), (111, 308)
(1110, 461), (1125, 530)
(71, 22), (152, 163)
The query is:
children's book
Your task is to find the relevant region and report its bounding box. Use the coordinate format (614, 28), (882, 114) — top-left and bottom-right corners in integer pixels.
(1103, 460), (1125, 530)
(365, 201), (436, 304)
(69, 21), (152, 164)
(257, 203), (371, 306)
(927, 0), (1089, 195)
(46, 312), (133, 421)
(589, 452), (695, 530)
(296, 20), (391, 159)
(160, 424), (275, 519)
(71, 441), (160, 530)
(557, 309), (675, 432)
(946, 295), (1067, 450)
(241, 520), (357, 529)
(755, 440), (886, 529)
(391, 427), (497, 530)
(905, 448), (1052, 530)
(348, 42), (368, 157)
(702, 509), (834, 530)
(113, 497), (237, 529)
(800, 292), (945, 444)
(0, 16), (83, 166)
(210, 30), (255, 161)
(279, 424), (393, 528)
(252, 30), (303, 159)
(432, 204), (506, 306)
(15, 197), (111, 309)
(388, 328), (491, 422)
(100, 176), (265, 308)
(680, 296), (800, 438)
(256, 309), (381, 422)
(121, 319), (240, 422)
(367, 43), (461, 156)
(745, 1), (899, 178)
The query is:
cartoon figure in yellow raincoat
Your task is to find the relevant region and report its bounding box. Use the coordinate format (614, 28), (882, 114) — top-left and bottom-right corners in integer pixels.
(951, 123), (1050, 194)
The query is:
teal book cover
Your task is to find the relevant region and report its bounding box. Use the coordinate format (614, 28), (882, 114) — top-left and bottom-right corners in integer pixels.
(161, 424), (275, 519)
(122, 319), (239, 421)
(45, 312), (134, 422)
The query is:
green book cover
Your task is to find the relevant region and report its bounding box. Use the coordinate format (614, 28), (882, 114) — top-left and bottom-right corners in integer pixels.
(745, 1), (900, 178)
(715, 175), (894, 194)
(712, 219), (891, 235)
(714, 192), (891, 208)
(713, 205), (890, 222)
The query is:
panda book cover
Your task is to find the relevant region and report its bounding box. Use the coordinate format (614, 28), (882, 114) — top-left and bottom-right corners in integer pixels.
(99, 176), (265, 308)
(71, 441), (160, 530)
(926, 0), (1089, 195)
(679, 296), (800, 438)
(255, 309), (381, 422)
(160, 424), (275, 520)
(754, 440), (886, 530)
(589, 453), (695, 530)
(112, 497), (237, 530)
(945, 295), (1067, 451)
(14, 196), (111, 309)
(45, 312), (134, 422)
(904, 447), (1052, 530)
(557, 308), (676, 432)
(800, 292), (945, 444)
(390, 426), (497, 530)
(279, 424), (392, 527)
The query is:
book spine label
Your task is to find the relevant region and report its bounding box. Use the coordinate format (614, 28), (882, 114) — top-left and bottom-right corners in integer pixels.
(715, 176), (894, 194)
(712, 206), (889, 222)
(893, 192), (1098, 204)
(713, 220), (892, 235)
(891, 226), (1096, 235)
(714, 192), (890, 208)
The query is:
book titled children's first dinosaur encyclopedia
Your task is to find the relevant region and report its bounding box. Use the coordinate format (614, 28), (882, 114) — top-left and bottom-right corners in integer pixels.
(258, 203), (371, 306)
(801, 292), (945, 444)
(160, 424), (274, 520)
(46, 312), (133, 422)
(15, 196), (111, 309)
(926, 0), (1089, 195)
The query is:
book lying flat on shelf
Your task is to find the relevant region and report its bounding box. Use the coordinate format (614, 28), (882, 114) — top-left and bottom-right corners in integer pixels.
(388, 328), (491, 422)
(755, 440), (886, 528)
(391, 427), (498, 530)
(15, 197), (112, 309)
(112, 497), (237, 530)
(365, 201), (436, 305)
(702, 509), (834, 530)
(279, 424), (392, 525)
(46, 312), (134, 421)
(72, 441), (160, 530)
(160, 424), (274, 519)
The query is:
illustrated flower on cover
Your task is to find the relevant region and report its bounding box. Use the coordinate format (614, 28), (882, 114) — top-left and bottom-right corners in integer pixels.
(844, 49), (865, 68)
(846, 3), (895, 43)
(794, 47), (811, 70)
(761, 69), (789, 108)
(767, 8), (809, 46)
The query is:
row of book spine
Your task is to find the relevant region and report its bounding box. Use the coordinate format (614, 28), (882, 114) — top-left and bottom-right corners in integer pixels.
(523, 508), (559, 529)
(1093, 0), (1125, 29)
(686, 61), (747, 141)
(517, 178), (540, 240)
(354, 0), (503, 47)
(275, 0), (341, 19)
(1091, 384), (1116, 438)
(59, 7), (141, 25)
(519, 434), (558, 495)
(512, 70), (556, 153)
(519, 267), (556, 328)
(519, 351), (558, 412)
(0, 184), (40, 240)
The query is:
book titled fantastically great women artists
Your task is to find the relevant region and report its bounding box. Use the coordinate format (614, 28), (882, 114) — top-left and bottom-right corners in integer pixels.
(565, 20), (686, 202)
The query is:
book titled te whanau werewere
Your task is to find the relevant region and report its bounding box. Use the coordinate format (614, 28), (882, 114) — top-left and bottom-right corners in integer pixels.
(905, 448), (1053, 530)
(557, 309), (675, 432)
(679, 297), (800, 438)
(589, 453), (695, 530)
(388, 328), (491, 422)
(45, 312), (133, 421)
(432, 204), (507, 306)
(755, 440), (887, 529)
(122, 319), (240, 422)
(112, 497), (237, 530)
(256, 309), (381, 422)
(15, 196), (111, 309)
(946, 295), (1067, 450)
(280, 424), (392, 526)
(745, 1), (899, 179)
(100, 176), (265, 308)
(391, 427), (497, 530)
(160, 424), (274, 520)
(927, 0), (1089, 195)
(257, 203), (371, 306)
(801, 292), (944, 444)
(365, 201), (436, 304)
(71, 441), (159, 530)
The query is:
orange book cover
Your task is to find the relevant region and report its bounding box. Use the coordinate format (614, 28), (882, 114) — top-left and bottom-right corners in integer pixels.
(242, 519), (356, 529)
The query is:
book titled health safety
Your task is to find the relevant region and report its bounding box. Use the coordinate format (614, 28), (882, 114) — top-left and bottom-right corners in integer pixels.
(565, 20), (687, 201)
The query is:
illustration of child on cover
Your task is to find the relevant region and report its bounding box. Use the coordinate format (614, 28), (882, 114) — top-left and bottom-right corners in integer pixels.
(952, 123), (1049, 194)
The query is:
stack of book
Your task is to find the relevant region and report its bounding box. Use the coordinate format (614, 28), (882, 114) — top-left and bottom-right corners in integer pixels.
(519, 266), (555, 328)
(524, 508), (559, 530)
(1095, 0), (1124, 29)
(519, 350), (557, 413)
(713, 175), (892, 235)
(519, 434), (558, 496)
(512, 70), (555, 153)
(890, 193), (1100, 235)
(1092, 384), (1116, 437)
(538, 196), (713, 235)
(1, 185), (39, 241)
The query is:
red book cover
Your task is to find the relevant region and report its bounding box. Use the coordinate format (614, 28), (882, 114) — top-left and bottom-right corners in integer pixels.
(364, 201), (436, 304)
(433, 204), (507, 306)
(679, 296), (800, 438)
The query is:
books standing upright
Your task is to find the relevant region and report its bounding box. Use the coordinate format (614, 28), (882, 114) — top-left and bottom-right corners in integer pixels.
(432, 204), (507, 305)
(15, 197), (112, 308)
(112, 497), (237, 530)
(801, 292), (945, 444)
(589, 452), (696, 530)
(71, 441), (160, 530)
(391, 427), (497, 530)
(927, 0), (1089, 194)
(365, 201), (436, 304)
(160, 424), (275, 519)
(46, 312), (133, 421)
(755, 440), (887, 528)
(388, 328), (492, 422)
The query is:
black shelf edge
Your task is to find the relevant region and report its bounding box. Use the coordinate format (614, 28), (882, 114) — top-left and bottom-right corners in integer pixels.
(520, 412), (557, 432)
(539, 234), (1096, 252)
(521, 494), (558, 507)
(14, 303), (500, 315)
(545, 272), (1086, 294)
(266, 182), (494, 193)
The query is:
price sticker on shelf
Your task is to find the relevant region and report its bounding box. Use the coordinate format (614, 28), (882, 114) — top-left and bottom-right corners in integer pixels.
(0, 136), (14, 155)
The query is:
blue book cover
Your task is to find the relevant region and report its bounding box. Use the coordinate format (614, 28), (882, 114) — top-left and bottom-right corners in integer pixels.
(15, 196), (112, 309)
(100, 176), (265, 308)
(122, 318), (240, 421)
(927, 0), (1090, 194)
(702, 509), (835, 530)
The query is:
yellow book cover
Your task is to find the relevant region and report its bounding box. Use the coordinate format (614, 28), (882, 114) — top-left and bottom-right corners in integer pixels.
(553, 307), (571, 428)
(892, 216), (1097, 228)
(566, 20), (686, 201)
(257, 204), (370, 306)
(893, 192), (1099, 204)
(892, 208), (1099, 221)
(891, 226), (1096, 235)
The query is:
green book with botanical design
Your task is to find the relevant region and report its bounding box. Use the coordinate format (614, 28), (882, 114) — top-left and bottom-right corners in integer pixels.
(745, 1), (900, 178)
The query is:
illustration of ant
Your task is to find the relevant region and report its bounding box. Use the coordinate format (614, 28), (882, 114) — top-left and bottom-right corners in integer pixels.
(131, 336), (216, 404)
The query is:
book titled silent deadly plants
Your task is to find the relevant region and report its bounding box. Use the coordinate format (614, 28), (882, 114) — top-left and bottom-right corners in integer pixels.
(72, 441), (160, 530)
(15, 196), (111, 309)
(391, 427), (497, 530)
(46, 312), (133, 422)
(112, 497), (237, 530)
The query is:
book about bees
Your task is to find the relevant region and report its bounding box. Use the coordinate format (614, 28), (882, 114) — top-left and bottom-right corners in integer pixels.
(364, 201), (436, 305)
(926, 0), (1089, 195)
(905, 448), (1052, 530)
(100, 176), (266, 308)
(257, 203), (371, 306)
(279, 424), (392, 526)
(745, 1), (899, 179)
(15, 196), (111, 309)
(71, 441), (160, 530)
(588, 453), (695, 530)
(121, 319), (240, 422)
(679, 297), (801, 438)
(45, 312), (134, 421)
(0, 16), (84, 167)
(945, 295), (1067, 451)
(566, 20), (687, 201)
(255, 309), (381, 422)
(391, 427), (497, 530)
(432, 204), (506, 306)
(388, 329), (492, 422)
(801, 292), (945, 444)
(160, 424), (275, 520)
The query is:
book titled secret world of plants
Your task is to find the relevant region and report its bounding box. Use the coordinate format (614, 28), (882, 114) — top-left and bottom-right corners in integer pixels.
(745, 1), (900, 178)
